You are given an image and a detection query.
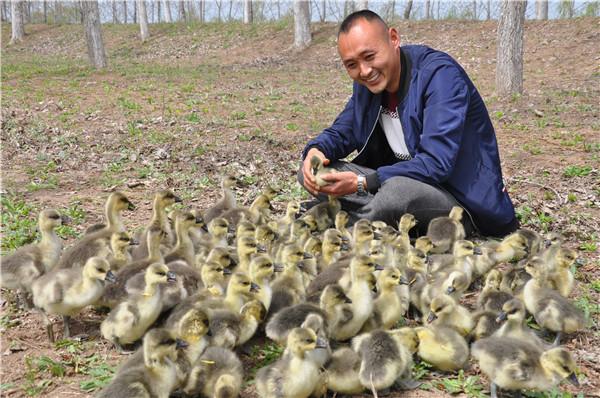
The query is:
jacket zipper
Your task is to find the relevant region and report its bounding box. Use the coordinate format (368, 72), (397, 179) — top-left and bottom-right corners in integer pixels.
(355, 105), (382, 159)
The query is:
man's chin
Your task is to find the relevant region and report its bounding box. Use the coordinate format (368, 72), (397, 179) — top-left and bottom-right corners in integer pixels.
(362, 81), (386, 94)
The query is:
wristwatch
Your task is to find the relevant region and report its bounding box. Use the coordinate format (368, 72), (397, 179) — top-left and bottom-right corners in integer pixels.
(357, 175), (368, 196)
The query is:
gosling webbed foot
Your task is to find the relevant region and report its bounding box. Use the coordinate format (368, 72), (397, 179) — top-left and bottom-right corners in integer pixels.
(552, 331), (563, 346)
(395, 378), (422, 390)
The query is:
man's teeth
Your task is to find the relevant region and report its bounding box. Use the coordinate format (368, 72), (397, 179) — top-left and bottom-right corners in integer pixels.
(367, 74), (379, 82)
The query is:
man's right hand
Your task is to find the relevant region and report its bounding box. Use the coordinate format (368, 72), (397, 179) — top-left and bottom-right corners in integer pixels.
(302, 147), (330, 196)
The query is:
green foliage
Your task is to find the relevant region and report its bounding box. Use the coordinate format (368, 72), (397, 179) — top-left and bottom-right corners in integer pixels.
(56, 201), (85, 239)
(516, 205), (553, 232)
(524, 388), (584, 398)
(413, 360), (433, 380)
(1, 195), (38, 254)
(563, 165), (592, 177)
(433, 370), (487, 398)
(250, 343), (283, 372)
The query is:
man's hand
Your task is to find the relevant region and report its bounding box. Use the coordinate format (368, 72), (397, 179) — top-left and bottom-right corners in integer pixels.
(302, 148), (330, 196)
(317, 171), (359, 197)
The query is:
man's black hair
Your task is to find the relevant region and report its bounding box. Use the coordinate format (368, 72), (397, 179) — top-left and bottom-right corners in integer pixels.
(338, 10), (389, 37)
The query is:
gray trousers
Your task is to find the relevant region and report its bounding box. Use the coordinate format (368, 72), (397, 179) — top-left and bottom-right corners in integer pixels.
(298, 160), (474, 236)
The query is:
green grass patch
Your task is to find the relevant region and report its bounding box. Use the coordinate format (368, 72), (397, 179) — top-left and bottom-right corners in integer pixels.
(0, 195), (38, 254)
(564, 165), (592, 178)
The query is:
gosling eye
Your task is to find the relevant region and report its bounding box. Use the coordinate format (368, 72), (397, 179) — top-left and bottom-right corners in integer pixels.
(161, 338), (175, 345)
(156, 271), (166, 276)
(392, 275), (399, 279)
(305, 339), (314, 343)
(243, 282), (250, 286)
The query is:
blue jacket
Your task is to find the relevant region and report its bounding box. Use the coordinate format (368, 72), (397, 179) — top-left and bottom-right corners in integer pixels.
(303, 45), (518, 237)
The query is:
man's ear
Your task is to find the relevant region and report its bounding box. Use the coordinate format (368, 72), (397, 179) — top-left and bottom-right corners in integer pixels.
(389, 27), (400, 48)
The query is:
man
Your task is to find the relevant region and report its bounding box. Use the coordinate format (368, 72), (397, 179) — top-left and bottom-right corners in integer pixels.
(299, 10), (518, 237)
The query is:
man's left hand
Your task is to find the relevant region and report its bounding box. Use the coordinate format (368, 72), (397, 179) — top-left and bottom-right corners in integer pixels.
(316, 171), (358, 197)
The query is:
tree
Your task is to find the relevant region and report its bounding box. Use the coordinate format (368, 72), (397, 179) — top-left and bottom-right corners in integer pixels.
(163, 0), (172, 22)
(244, 0), (252, 23)
(81, 0), (107, 68)
(10, 0), (25, 44)
(123, 1), (127, 23)
(112, 0), (118, 23)
(472, 0), (477, 19)
(404, 0), (413, 19)
(293, 0), (311, 50)
(425, 0), (431, 19)
(558, 0), (574, 18)
(138, 0), (149, 41)
(487, 0), (492, 20)
(356, 1), (368, 10)
(535, 0), (548, 20)
(178, 0), (186, 21)
(496, 0), (526, 96)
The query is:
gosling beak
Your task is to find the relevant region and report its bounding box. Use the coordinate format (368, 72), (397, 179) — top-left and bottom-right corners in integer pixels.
(166, 271), (177, 282)
(373, 232), (382, 240)
(315, 337), (328, 349)
(303, 252), (313, 260)
(104, 270), (117, 283)
(202, 224), (209, 232)
(229, 257), (237, 268)
(206, 328), (213, 337)
(195, 216), (204, 225)
(222, 267), (233, 276)
(61, 215), (71, 225)
(296, 262), (305, 270)
(399, 276), (410, 285)
(176, 339), (189, 349)
(496, 311), (508, 323)
(374, 263), (385, 271)
(426, 256), (432, 265)
(543, 239), (552, 247)
(273, 263), (284, 272)
(344, 296), (353, 304)
(575, 257), (586, 266)
(250, 282), (260, 293)
(129, 238), (139, 246)
(473, 247), (483, 255)
(567, 372), (579, 386)
(126, 201), (135, 211)
(341, 243), (350, 251)
(427, 312), (438, 323)
(256, 244), (267, 254)
(173, 195), (183, 203)
(446, 286), (456, 294)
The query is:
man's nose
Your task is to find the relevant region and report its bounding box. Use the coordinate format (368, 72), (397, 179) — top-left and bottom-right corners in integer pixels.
(359, 62), (372, 78)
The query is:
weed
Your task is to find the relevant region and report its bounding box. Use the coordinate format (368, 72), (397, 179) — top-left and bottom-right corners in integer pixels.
(186, 112), (201, 123)
(564, 165), (592, 178)
(567, 193), (577, 202)
(238, 134), (251, 142)
(583, 141), (600, 152)
(36, 356), (67, 377)
(413, 360), (433, 380)
(432, 370), (486, 398)
(591, 280), (600, 293)
(127, 120), (143, 137)
(250, 343), (283, 373)
(493, 110), (504, 119)
(0, 195), (38, 253)
(523, 143), (543, 155)
(285, 123), (299, 131)
(0, 314), (21, 329)
(117, 96), (141, 112)
(56, 201), (85, 239)
(574, 291), (599, 326)
(580, 241), (597, 252)
(524, 388), (585, 397)
(231, 111), (247, 120)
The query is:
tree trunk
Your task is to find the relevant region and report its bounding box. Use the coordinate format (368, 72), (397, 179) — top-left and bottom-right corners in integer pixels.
(320, 0), (326, 21)
(163, 0), (172, 22)
(81, 0), (107, 68)
(138, 0), (149, 41)
(487, 0), (491, 19)
(425, 0), (430, 19)
(472, 0), (477, 19)
(178, 0), (185, 21)
(356, 1), (368, 10)
(294, 0), (311, 49)
(10, 0), (25, 44)
(496, 0), (526, 96)
(344, 0), (353, 17)
(43, 0), (47, 23)
(123, 1), (127, 23)
(198, 0), (204, 23)
(535, 0), (548, 19)
(133, 0), (137, 23)
(244, 0), (252, 23)
(112, 0), (118, 23)
(403, 0), (413, 19)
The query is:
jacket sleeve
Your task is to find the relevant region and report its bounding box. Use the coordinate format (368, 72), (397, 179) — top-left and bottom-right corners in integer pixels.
(376, 64), (470, 186)
(302, 93), (358, 161)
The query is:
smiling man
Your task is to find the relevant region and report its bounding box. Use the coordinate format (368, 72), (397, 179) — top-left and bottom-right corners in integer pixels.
(299, 10), (518, 237)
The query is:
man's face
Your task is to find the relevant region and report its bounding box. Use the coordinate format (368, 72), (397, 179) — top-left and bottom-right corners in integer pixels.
(338, 19), (401, 94)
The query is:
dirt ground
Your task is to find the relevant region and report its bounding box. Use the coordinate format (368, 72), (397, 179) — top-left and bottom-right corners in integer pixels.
(1, 17), (599, 397)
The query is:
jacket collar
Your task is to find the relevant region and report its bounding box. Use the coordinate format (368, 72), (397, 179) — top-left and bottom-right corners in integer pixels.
(397, 47), (412, 104)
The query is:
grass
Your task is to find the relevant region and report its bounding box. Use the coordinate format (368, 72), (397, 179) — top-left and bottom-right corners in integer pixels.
(564, 165), (592, 178)
(0, 195), (38, 254)
(422, 370), (487, 398)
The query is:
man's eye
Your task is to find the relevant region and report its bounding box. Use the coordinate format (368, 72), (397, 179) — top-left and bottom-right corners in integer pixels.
(346, 63), (356, 69)
(365, 54), (374, 61)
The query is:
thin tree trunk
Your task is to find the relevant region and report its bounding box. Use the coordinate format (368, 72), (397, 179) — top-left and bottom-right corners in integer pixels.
(138, 0), (149, 41)
(425, 0), (430, 19)
(403, 0), (413, 19)
(487, 0), (491, 19)
(496, 0), (526, 96)
(535, 0), (548, 19)
(10, 0), (25, 44)
(356, 1), (368, 10)
(112, 0), (118, 23)
(389, 0), (396, 20)
(164, 0), (172, 22)
(472, 0), (477, 19)
(43, 0), (47, 23)
(320, 0), (326, 21)
(216, 0), (221, 21)
(228, 0), (233, 21)
(277, 0), (280, 19)
(198, 0), (204, 23)
(244, 0), (252, 23)
(133, 0), (137, 23)
(81, 0), (107, 68)
(178, 0), (185, 21)
(294, 0), (311, 49)
(123, 1), (127, 23)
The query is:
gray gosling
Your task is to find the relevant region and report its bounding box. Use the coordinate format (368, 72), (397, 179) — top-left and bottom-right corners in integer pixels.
(184, 346), (244, 398)
(426, 206), (466, 254)
(101, 263), (176, 350)
(32, 257), (115, 342)
(96, 328), (186, 398)
(255, 327), (328, 398)
(0, 209), (65, 308)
